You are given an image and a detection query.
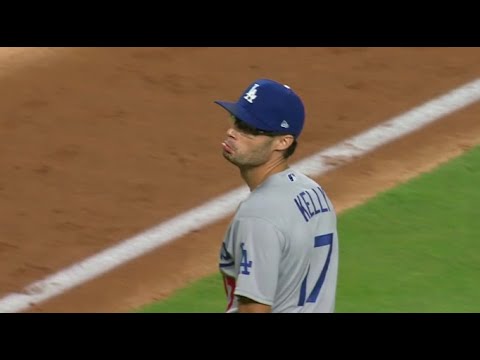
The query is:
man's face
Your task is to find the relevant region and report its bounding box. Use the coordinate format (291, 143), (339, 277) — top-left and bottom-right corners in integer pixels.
(221, 117), (277, 168)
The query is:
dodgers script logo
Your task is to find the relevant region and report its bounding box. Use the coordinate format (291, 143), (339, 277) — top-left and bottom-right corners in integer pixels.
(243, 84), (260, 103)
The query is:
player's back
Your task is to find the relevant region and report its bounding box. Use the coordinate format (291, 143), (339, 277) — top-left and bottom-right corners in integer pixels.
(236, 168), (339, 313)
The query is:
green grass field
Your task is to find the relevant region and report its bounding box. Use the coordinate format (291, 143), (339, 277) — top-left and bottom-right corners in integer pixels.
(137, 145), (480, 313)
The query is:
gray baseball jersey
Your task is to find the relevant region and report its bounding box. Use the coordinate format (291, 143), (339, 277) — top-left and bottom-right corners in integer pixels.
(219, 168), (339, 313)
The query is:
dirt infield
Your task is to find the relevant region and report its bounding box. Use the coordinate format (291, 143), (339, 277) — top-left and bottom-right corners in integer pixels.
(1, 47), (480, 312)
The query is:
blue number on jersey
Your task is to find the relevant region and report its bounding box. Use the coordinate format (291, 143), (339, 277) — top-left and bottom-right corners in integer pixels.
(298, 233), (333, 306)
(240, 242), (252, 275)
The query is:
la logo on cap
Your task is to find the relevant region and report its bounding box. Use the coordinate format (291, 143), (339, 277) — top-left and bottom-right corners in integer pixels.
(243, 84), (260, 103)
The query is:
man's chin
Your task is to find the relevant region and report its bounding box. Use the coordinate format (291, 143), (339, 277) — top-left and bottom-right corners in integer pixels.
(223, 152), (239, 166)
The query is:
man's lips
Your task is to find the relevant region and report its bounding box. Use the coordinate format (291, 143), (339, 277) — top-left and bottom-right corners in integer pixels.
(222, 141), (234, 153)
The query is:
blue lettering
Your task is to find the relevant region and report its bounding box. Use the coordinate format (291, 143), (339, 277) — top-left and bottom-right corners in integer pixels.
(312, 187), (329, 213)
(240, 243), (252, 275)
(300, 191), (314, 218)
(317, 187), (331, 212)
(294, 187), (332, 222)
(294, 195), (310, 222)
(305, 190), (320, 215)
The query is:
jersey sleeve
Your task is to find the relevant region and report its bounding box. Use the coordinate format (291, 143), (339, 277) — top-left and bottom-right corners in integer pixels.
(233, 216), (284, 306)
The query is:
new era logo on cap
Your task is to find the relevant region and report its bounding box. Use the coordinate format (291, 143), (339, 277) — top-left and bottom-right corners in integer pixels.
(214, 78), (306, 138)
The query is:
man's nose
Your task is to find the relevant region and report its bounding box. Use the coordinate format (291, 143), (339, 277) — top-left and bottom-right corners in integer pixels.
(226, 127), (237, 138)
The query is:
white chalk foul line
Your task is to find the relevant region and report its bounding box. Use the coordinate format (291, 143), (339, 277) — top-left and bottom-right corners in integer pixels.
(2, 78), (480, 313)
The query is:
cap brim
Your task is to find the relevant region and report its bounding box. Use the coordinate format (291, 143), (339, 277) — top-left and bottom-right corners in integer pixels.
(214, 100), (264, 130)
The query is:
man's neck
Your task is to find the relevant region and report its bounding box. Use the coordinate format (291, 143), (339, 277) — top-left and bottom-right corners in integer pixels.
(240, 158), (289, 192)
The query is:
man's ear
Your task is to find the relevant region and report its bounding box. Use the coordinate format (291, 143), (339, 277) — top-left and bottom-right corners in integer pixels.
(274, 135), (294, 151)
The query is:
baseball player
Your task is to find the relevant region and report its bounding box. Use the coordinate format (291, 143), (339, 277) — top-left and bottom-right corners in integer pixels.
(214, 78), (339, 313)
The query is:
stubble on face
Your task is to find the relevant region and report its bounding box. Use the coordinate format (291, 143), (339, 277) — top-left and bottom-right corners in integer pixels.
(222, 136), (274, 169)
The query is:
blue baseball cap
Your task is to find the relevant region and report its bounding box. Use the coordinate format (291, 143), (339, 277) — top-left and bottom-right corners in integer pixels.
(214, 79), (305, 138)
